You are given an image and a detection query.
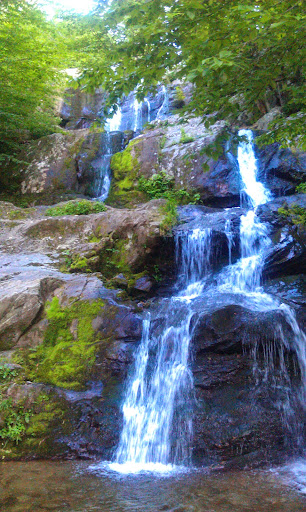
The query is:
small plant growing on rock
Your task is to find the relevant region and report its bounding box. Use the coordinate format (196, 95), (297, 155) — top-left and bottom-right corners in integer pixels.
(45, 200), (107, 217)
(296, 183), (306, 194)
(278, 204), (306, 226)
(138, 171), (175, 198)
(0, 397), (31, 444)
(180, 128), (194, 144)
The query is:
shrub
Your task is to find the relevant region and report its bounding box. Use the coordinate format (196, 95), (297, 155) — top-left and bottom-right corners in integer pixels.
(45, 200), (107, 217)
(180, 128), (194, 144)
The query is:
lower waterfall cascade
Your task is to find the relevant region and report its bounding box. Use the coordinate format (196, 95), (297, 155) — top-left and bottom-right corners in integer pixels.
(109, 129), (306, 474)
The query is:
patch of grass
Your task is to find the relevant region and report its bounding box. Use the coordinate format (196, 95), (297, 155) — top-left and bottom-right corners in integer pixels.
(45, 200), (107, 217)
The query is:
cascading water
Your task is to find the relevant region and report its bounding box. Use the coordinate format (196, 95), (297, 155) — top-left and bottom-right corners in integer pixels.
(106, 128), (305, 476)
(219, 129), (306, 446)
(110, 228), (212, 473)
(144, 98), (151, 123)
(156, 85), (169, 119)
(219, 129), (272, 293)
(93, 92), (154, 200)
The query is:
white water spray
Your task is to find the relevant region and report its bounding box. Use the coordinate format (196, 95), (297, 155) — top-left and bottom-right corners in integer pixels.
(111, 229), (212, 473)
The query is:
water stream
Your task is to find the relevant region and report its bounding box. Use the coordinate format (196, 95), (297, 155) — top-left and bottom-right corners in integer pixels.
(109, 128), (306, 475)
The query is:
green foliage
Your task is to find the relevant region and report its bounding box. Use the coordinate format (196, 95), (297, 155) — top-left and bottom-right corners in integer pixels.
(0, 365), (18, 382)
(160, 135), (167, 149)
(0, 0), (68, 189)
(138, 171), (200, 205)
(22, 297), (104, 390)
(138, 170), (199, 233)
(0, 397), (31, 444)
(175, 86), (185, 103)
(138, 171), (175, 199)
(296, 183), (306, 194)
(180, 128), (195, 144)
(82, 0), (305, 149)
(45, 199), (107, 217)
(159, 199), (179, 235)
(278, 205), (306, 226)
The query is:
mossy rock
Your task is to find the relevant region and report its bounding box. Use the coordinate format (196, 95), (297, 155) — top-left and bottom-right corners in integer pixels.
(108, 139), (146, 207)
(0, 386), (71, 460)
(16, 297), (105, 391)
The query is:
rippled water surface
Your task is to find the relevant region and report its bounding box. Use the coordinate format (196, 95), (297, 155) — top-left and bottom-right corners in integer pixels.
(0, 461), (305, 512)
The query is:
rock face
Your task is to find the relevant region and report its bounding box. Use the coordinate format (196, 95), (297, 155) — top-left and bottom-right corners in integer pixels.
(110, 115), (306, 208)
(0, 198), (171, 460)
(258, 194), (306, 279)
(21, 131), (88, 196)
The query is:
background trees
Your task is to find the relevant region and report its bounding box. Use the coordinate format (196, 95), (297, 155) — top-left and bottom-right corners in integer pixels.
(0, 0), (65, 189)
(81, 0), (305, 148)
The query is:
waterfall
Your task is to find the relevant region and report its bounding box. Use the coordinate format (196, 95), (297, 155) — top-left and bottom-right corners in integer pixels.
(110, 228), (212, 473)
(218, 130), (272, 293)
(219, 129), (306, 446)
(105, 128), (305, 475)
(144, 98), (151, 123)
(224, 219), (233, 265)
(132, 97), (143, 132)
(156, 85), (169, 119)
(105, 106), (122, 132)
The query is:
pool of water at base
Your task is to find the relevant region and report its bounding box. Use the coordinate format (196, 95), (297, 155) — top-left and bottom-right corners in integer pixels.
(0, 460), (305, 512)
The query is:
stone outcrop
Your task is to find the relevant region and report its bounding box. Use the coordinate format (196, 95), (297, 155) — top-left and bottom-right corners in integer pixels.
(21, 130), (88, 196)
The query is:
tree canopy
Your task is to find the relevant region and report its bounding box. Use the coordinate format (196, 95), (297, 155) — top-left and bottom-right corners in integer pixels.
(0, 0), (66, 188)
(80, 0), (305, 148)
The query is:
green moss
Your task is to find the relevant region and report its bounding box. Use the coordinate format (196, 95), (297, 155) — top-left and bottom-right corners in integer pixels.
(100, 238), (132, 279)
(296, 182), (306, 194)
(278, 204), (306, 226)
(20, 297), (104, 390)
(160, 134), (167, 149)
(175, 86), (185, 103)
(108, 141), (144, 206)
(0, 390), (71, 459)
(70, 256), (90, 272)
(111, 143), (139, 180)
(46, 199), (107, 217)
(88, 235), (101, 243)
(7, 207), (36, 220)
